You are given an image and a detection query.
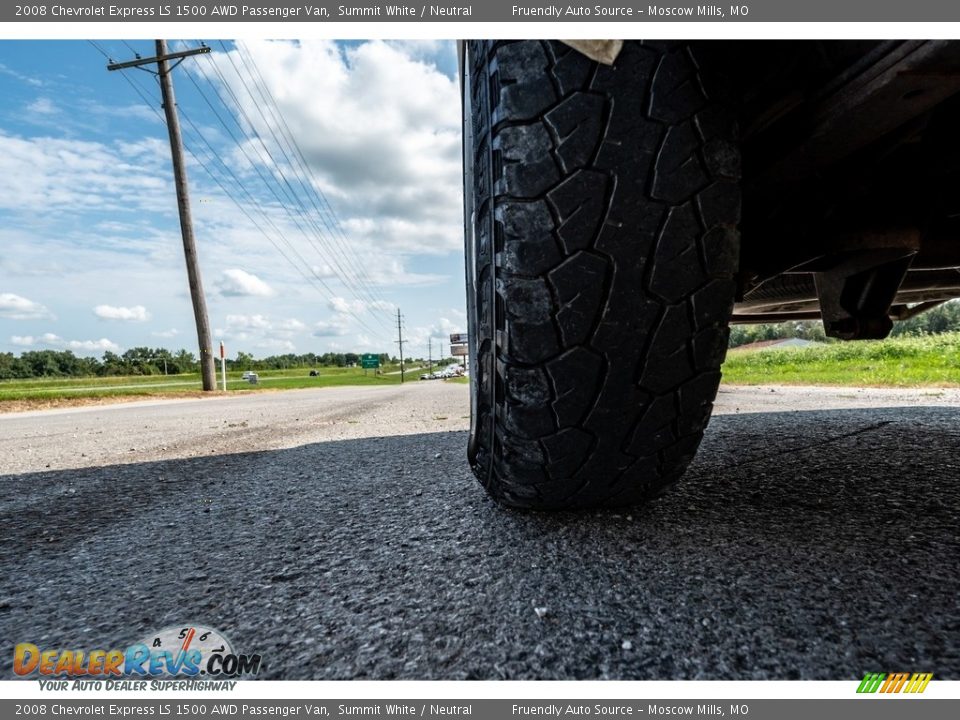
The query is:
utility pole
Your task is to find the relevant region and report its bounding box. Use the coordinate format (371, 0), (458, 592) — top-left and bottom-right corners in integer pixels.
(108, 41), (216, 391)
(396, 308), (405, 383)
(428, 337), (433, 374)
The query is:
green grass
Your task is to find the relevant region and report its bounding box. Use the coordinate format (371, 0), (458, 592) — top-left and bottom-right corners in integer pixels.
(722, 332), (960, 387)
(0, 366), (406, 404)
(5, 331), (956, 407)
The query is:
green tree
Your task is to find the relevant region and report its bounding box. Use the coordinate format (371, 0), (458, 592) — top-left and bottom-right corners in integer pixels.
(100, 351), (126, 376)
(234, 351), (254, 371)
(891, 300), (960, 336)
(172, 349), (197, 374)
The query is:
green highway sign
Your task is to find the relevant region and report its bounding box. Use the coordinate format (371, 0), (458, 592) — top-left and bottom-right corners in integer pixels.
(361, 354), (380, 369)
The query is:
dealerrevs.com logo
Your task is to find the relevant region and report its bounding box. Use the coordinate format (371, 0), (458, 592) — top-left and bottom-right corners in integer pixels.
(857, 672), (933, 694)
(13, 625), (261, 682)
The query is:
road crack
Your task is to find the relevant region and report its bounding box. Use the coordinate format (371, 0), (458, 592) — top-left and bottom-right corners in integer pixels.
(718, 420), (894, 471)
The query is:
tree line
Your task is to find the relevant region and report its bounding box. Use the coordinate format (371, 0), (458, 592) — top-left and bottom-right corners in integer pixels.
(0, 347), (395, 380)
(6, 301), (955, 379)
(728, 300), (960, 348)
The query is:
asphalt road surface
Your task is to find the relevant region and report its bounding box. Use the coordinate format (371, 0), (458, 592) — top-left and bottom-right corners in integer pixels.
(1, 383), (958, 680)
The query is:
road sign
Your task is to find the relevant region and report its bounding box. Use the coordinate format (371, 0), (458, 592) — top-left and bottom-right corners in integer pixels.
(451, 344), (468, 357)
(361, 354), (380, 369)
(449, 332), (468, 344)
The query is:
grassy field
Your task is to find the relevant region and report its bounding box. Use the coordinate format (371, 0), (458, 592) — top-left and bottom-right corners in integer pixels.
(722, 332), (960, 387)
(0, 365), (416, 407)
(2, 333), (957, 410)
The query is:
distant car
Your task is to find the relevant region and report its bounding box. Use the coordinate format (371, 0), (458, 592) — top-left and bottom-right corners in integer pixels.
(241, 371), (254, 379)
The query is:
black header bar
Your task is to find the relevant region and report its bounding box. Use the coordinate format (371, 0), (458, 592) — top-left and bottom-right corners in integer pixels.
(6, 1), (960, 23)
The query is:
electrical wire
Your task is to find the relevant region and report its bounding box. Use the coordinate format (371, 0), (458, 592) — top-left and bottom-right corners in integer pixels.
(92, 41), (391, 345)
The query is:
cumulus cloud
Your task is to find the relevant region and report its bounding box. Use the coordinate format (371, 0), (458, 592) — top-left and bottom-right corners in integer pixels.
(152, 328), (179, 338)
(277, 318), (306, 332)
(14, 333), (120, 355)
(313, 318), (349, 337)
(328, 296), (362, 315)
(94, 304), (151, 322)
(310, 264), (337, 279)
(405, 316), (467, 351)
(201, 40), (462, 258)
(225, 313), (272, 331)
(430, 317), (462, 338)
(0, 41), (464, 357)
(218, 314), (307, 347)
(327, 297), (395, 315)
(217, 268), (274, 297)
(0, 293), (54, 320)
(67, 338), (121, 353)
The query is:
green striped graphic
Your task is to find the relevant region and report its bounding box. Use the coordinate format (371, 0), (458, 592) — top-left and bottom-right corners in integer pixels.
(857, 672), (886, 693)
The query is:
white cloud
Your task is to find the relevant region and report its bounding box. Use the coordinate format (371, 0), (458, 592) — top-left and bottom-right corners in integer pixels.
(67, 338), (121, 353)
(327, 297), (395, 315)
(0, 132), (172, 216)
(202, 40), (462, 259)
(27, 98), (57, 115)
(0, 293), (54, 320)
(218, 314), (307, 346)
(310, 264), (337, 279)
(405, 316), (467, 352)
(256, 338), (296, 352)
(217, 268), (274, 297)
(0, 41), (465, 358)
(94, 304), (151, 322)
(328, 296), (362, 315)
(277, 318), (306, 332)
(365, 257), (449, 287)
(430, 317), (462, 338)
(313, 318), (349, 337)
(18, 332), (121, 355)
(225, 313), (272, 331)
(0, 63), (43, 87)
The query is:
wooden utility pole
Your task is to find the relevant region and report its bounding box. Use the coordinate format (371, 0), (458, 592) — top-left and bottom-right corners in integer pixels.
(396, 308), (405, 383)
(108, 41), (216, 391)
(428, 336), (433, 374)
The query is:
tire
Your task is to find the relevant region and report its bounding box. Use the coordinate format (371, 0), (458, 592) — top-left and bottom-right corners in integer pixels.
(463, 40), (741, 509)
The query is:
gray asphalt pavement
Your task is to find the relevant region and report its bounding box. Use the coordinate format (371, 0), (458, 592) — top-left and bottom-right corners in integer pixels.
(1, 384), (958, 680)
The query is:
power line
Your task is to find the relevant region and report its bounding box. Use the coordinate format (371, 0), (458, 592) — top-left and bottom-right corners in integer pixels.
(194, 42), (393, 327)
(96, 41), (391, 346)
(106, 40), (218, 392)
(231, 40), (391, 307)
(175, 107), (390, 343)
(231, 41), (396, 318)
(187, 63), (391, 329)
(173, 98), (390, 341)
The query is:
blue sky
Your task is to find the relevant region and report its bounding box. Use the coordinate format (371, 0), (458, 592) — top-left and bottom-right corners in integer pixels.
(0, 39), (465, 360)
